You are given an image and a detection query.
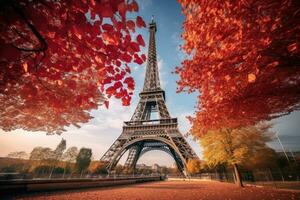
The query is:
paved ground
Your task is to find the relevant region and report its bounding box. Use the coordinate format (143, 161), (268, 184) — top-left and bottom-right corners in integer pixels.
(10, 180), (300, 200)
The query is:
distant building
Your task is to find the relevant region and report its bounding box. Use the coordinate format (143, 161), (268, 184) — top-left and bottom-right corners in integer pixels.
(152, 163), (159, 171)
(136, 164), (151, 170)
(171, 162), (177, 169)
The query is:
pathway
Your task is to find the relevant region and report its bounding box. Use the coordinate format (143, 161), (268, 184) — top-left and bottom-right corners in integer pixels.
(11, 180), (300, 200)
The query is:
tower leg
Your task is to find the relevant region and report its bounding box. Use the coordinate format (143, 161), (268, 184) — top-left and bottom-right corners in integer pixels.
(169, 147), (185, 174)
(124, 142), (144, 169)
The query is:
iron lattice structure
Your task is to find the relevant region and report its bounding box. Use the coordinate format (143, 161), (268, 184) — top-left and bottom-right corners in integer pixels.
(100, 19), (197, 174)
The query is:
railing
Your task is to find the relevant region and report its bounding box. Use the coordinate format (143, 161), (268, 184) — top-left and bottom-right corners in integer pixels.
(0, 173), (163, 181)
(124, 118), (177, 126)
(0, 175), (165, 195)
(168, 171), (300, 190)
(170, 171), (300, 182)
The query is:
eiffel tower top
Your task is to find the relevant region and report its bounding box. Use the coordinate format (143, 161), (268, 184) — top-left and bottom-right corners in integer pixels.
(142, 16), (161, 93)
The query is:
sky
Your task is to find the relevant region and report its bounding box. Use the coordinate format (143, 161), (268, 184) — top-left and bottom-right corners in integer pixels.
(0, 0), (300, 167)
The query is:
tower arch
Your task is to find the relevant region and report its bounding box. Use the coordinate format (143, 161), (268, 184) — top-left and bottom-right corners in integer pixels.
(106, 137), (186, 173)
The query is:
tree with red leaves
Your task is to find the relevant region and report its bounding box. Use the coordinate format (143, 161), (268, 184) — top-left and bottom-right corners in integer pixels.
(0, 0), (146, 134)
(177, 0), (300, 137)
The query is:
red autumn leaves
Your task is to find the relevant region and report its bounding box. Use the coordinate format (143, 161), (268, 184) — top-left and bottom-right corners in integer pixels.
(0, 0), (146, 134)
(177, 0), (300, 136)
(137, 16), (146, 28)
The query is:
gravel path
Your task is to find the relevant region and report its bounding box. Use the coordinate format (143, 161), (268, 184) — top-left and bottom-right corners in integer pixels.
(11, 180), (300, 200)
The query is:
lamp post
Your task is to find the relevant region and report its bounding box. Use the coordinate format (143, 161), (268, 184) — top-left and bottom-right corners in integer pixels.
(275, 132), (290, 163)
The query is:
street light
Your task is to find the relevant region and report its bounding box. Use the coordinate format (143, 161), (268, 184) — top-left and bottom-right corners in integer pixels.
(275, 132), (290, 163)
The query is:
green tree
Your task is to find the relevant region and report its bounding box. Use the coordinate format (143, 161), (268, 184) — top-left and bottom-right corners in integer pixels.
(114, 164), (124, 175)
(76, 148), (92, 177)
(53, 139), (67, 159)
(30, 147), (52, 161)
(62, 146), (78, 178)
(7, 151), (28, 160)
(122, 166), (134, 175)
(160, 166), (168, 175)
(29, 147), (53, 175)
(49, 139), (66, 178)
(200, 123), (274, 187)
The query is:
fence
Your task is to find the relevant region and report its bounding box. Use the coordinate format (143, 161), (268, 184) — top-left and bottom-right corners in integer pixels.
(0, 176), (165, 196)
(1, 169), (299, 185)
(168, 170), (300, 189)
(0, 171), (165, 181)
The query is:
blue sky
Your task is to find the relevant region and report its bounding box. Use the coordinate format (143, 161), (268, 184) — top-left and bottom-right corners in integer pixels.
(0, 0), (299, 167)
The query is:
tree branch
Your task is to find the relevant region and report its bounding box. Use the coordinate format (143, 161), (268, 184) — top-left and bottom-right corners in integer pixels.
(10, 1), (48, 52)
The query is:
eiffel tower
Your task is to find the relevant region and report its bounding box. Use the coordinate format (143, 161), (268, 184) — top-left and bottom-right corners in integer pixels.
(100, 18), (197, 175)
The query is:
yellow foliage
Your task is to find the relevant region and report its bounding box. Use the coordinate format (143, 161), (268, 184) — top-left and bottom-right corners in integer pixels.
(200, 123), (274, 168)
(88, 161), (108, 174)
(186, 158), (202, 175)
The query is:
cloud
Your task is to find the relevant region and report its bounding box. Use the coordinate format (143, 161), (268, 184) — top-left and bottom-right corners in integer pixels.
(0, 92), (203, 164)
(137, 150), (176, 167)
(268, 111), (300, 152)
(171, 32), (186, 62)
(157, 58), (167, 89)
(137, 0), (153, 11)
(0, 98), (136, 159)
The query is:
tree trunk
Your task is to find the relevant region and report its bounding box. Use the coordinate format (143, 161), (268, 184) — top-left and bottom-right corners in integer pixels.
(268, 168), (277, 188)
(279, 169), (285, 182)
(233, 164), (243, 187)
(214, 169), (219, 181)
